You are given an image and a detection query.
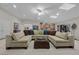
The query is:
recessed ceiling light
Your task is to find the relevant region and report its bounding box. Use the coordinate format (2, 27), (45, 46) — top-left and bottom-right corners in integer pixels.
(24, 14), (26, 16)
(13, 4), (16, 8)
(56, 13), (59, 16)
(59, 3), (76, 10)
(38, 12), (44, 16)
(32, 6), (44, 13)
(32, 6), (47, 16)
(38, 13), (41, 16)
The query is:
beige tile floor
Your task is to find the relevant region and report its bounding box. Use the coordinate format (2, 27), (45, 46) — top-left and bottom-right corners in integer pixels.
(0, 39), (79, 55)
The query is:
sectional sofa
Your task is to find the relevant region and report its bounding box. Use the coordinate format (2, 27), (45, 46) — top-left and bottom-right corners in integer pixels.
(6, 30), (74, 49)
(6, 32), (31, 49)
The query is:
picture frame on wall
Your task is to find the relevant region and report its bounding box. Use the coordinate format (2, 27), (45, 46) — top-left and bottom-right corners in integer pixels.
(13, 22), (20, 33)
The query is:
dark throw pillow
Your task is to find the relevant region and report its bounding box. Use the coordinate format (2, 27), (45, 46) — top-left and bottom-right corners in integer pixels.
(44, 30), (48, 35)
(29, 30), (34, 35)
(23, 30), (29, 36)
(48, 31), (56, 36)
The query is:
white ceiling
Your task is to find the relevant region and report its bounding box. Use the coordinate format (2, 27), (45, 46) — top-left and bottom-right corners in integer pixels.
(0, 3), (79, 23)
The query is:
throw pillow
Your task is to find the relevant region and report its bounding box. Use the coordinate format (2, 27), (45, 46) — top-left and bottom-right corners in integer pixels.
(34, 30), (43, 35)
(56, 32), (68, 40)
(44, 29), (48, 35)
(48, 30), (56, 35)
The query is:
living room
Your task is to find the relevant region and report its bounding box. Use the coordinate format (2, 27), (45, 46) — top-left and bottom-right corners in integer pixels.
(0, 3), (79, 55)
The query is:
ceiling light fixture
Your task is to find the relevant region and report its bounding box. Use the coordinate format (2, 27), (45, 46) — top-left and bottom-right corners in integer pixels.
(37, 9), (42, 12)
(13, 4), (16, 8)
(37, 6), (44, 12)
(38, 12), (44, 16)
(32, 6), (46, 16)
(59, 3), (76, 10)
(36, 7), (43, 16)
(38, 13), (41, 16)
(56, 13), (59, 16)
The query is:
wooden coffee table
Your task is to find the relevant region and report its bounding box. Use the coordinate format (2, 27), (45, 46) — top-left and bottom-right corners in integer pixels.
(34, 38), (50, 49)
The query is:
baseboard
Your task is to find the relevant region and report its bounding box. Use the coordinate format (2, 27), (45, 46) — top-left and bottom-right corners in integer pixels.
(0, 38), (5, 40)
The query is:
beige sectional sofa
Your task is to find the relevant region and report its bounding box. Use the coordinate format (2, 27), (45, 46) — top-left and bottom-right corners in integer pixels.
(6, 32), (31, 49)
(6, 30), (74, 49)
(48, 32), (74, 48)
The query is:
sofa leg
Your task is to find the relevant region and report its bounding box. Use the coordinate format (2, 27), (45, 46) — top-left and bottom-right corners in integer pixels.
(55, 46), (74, 49)
(71, 46), (74, 48)
(24, 47), (27, 49)
(6, 47), (11, 49)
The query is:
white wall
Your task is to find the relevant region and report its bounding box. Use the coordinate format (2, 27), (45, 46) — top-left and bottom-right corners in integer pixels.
(57, 17), (79, 40)
(19, 23), (40, 31)
(0, 9), (20, 39)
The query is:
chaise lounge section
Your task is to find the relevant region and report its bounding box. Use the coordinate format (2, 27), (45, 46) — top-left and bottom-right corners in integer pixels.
(48, 34), (74, 48)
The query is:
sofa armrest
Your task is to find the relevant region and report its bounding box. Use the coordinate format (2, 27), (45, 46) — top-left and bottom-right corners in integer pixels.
(68, 35), (74, 40)
(6, 35), (13, 42)
(68, 35), (74, 44)
(68, 35), (74, 47)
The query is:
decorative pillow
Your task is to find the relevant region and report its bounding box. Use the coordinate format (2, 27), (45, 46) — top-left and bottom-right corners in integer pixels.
(19, 32), (24, 37)
(44, 29), (48, 35)
(67, 32), (72, 36)
(24, 30), (34, 35)
(24, 30), (30, 35)
(23, 30), (29, 35)
(29, 30), (34, 35)
(11, 36), (14, 40)
(48, 30), (56, 35)
(56, 32), (68, 40)
(34, 30), (43, 35)
(12, 33), (19, 40)
(12, 32), (24, 40)
(39, 30), (44, 35)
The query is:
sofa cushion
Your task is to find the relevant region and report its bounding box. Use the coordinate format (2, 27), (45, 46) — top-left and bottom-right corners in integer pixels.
(12, 33), (19, 40)
(12, 32), (24, 40)
(17, 36), (29, 42)
(34, 30), (43, 35)
(49, 36), (69, 43)
(18, 32), (24, 38)
(56, 32), (68, 40)
(32, 35), (48, 40)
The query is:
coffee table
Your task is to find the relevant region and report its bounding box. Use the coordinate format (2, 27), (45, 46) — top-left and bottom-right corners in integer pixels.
(34, 38), (50, 49)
